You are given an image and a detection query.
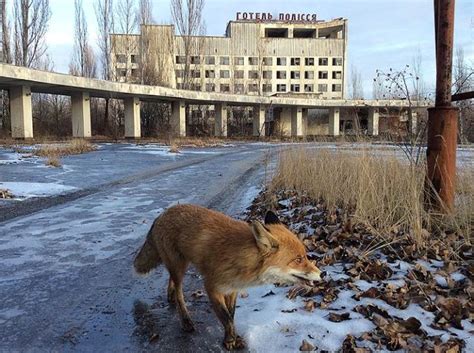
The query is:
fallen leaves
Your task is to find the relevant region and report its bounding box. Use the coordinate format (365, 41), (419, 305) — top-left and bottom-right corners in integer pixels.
(245, 189), (473, 352)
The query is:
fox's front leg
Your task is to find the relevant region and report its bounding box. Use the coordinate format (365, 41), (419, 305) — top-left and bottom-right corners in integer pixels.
(206, 286), (245, 350)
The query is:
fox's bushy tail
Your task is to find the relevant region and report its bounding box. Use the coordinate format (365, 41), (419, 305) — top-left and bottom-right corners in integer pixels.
(134, 225), (162, 274)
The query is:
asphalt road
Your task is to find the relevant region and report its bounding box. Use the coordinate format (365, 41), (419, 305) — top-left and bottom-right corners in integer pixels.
(0, 144), (276, 353)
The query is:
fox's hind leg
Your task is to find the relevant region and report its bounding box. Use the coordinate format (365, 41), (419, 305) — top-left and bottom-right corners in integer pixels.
(167, 278), (176, 305)
(167, 263), (195, 332)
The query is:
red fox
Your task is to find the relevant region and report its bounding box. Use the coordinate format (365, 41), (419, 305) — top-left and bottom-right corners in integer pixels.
(134, 204), (323, 350)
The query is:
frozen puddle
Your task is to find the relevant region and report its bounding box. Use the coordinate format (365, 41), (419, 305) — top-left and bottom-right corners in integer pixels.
(0, 182), (77, 199)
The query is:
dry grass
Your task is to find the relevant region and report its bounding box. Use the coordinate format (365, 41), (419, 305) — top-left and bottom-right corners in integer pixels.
(169, 143), (181, 154)
(270, 147), (472, 249)
(35, 139), (96, 157)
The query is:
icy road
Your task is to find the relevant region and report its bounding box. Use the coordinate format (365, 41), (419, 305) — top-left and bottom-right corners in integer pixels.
(0, 143), (275, 353)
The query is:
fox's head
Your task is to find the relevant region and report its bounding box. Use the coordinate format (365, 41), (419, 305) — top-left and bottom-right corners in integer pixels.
(252, 211), (323, 287)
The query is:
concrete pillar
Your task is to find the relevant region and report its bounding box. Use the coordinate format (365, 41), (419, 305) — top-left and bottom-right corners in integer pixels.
(253, 105), (266, 137)
(368, 108), (379, 136)
(279, 108), (292, 136)
(410, 111), (418, 134)
(171, 100), (186, 137)
(124, 97), (141, 139)
(291, 107), (303, 137)
(10, 86), (33, 139)
(329, 107), (340, 136)
(214, 103), (228, 137)
(71, 92), (91, 138)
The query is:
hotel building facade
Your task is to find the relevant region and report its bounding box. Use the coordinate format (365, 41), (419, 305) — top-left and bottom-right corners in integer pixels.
(111, 15), (348, 100)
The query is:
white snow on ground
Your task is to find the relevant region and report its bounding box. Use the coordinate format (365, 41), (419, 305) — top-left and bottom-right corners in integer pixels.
(0, 182), (77, 199)
(0, 152), (24, 165)
(232, 258), (474, 353)
(124, 144), (220, 156)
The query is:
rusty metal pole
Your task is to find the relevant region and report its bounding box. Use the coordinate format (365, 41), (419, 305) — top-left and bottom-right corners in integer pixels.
(426, 0), (459, 211)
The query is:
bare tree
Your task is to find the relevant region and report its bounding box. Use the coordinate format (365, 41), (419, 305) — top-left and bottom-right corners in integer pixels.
(453, 46), (474, 142)
(95, 0), (114, 80)
(95, 0), (115, 134)
(70, 0), (97, 78)
(1, 0), (12, 63)
(136, 0), (154, 27)
(13, 0), (51, 68)
(170, 0), (205, 90)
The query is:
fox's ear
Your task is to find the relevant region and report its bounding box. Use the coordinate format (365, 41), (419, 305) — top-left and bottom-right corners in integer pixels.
(251, 221), (279, 253)
(265, 211), (281, 225)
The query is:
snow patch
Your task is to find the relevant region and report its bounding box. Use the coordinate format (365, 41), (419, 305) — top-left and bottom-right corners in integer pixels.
(0, 182), (77, 199)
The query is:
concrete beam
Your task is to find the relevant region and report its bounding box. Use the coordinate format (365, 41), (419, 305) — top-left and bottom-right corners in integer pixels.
(368, 107), (379, 136)
(291, 107), (304, 137)
(124, 97), (141, 139)
(10, 86), (33, 139)
(71, 92), (91, 138)
(171, 100), (186, 137)
(329, 108), (340, 136)
(253, 105), (265, 137)
(214, 103), (228, 137)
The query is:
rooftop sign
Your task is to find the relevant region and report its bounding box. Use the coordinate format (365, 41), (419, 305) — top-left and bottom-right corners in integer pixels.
(236, 12), (317, 23)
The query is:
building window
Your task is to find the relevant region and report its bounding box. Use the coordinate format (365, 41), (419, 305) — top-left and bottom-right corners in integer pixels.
(235, 70), (244, 79)
(235, 57), (244, 65)
(205, 70), (215, 78)
(290, 71), (300, 79)
(263, 71), (272, 79)
(234, 84), (245, 93)
(192, 70), (201, 78)
(119, 69), (127, 77)
(319, 57), (328, 66)
(263, 57), (273, 66)
(116, 54), (127, 64)
(220, 70), (230, 79)
(248, 83), (259, 92)
(277, 57), (287, 66)
(305, 57), (314, 66)
(191, 56), (200, 64)
(263, 84), (272, 92)
(206, 83), (215, 92)
(220, 56), (230, 65)
(304, 71), (314, 79)
(176, 83), (184, 89)
(332, 57), (343, 66)
(276, 71), (287, 79)
(248, 57), (259, 65)
(176, 55), (186, 64)
(131, 55), (137, 64)
(220, 84), (230, 92)
(304, 84), (314, 92)
(332, 71), (342, 79)
(249, 70), (259, 79)
(131, 68), (138, 76)
(332, 84), (342, 92)
(205, 56), (215, 65)
(290, 84), (300, 92)
(265, 28), (288, 38)
(277, 84), (287, 92)
(191, 84), (201, 91)
(291, 57), (301, 66)
(175, 69), (185, 78)
(318, 84), (328, 92)
(318, 71), (328, 79)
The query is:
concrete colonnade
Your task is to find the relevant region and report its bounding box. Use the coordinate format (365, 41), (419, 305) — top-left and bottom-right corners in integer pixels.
(8, 85), (394, 139)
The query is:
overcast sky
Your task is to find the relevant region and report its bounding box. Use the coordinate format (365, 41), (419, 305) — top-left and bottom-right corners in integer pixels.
(33, 0), (474, 96)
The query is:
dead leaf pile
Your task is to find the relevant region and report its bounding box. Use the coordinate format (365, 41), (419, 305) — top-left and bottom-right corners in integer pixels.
(245, 189), (473, 352)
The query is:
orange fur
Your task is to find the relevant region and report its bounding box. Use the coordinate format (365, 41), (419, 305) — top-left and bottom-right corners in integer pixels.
(134, 204), (322, 350)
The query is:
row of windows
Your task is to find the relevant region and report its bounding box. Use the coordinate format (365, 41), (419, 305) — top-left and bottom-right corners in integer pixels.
(175, 69), (343, 80)
(176, 83), (342, 93)
(175, 55), (343, 67)
(116, 54), (138, 64)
